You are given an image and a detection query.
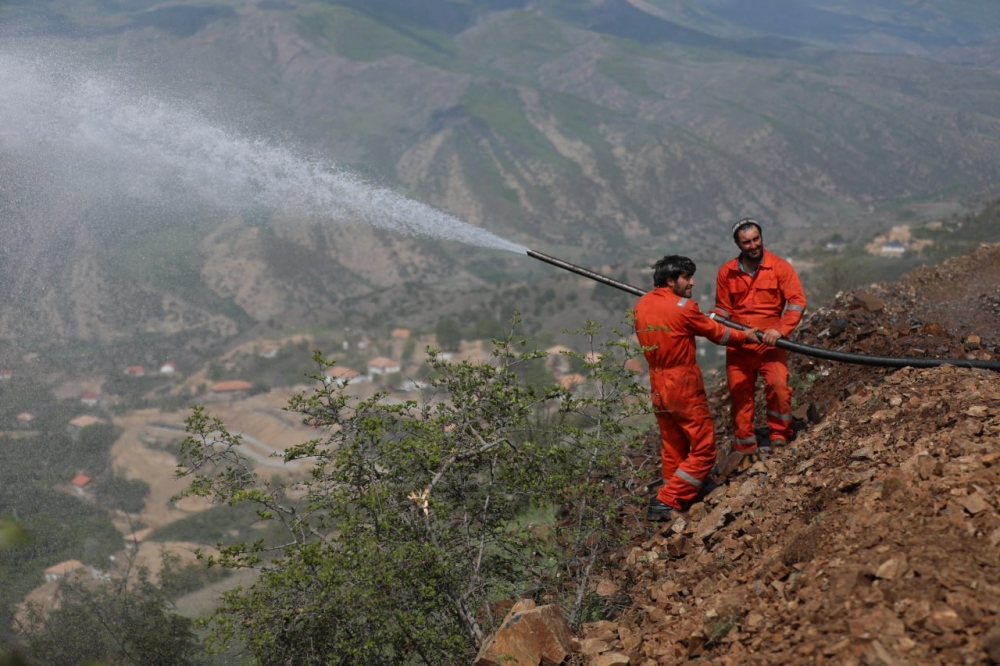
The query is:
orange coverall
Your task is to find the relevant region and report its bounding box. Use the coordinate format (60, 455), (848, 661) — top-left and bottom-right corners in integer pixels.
(713, 249), (806, 451)
(634, 289), (750, 510)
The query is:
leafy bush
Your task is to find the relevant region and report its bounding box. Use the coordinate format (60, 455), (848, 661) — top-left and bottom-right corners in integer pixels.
(158, 551), (231, 600)
(95, 476), (151, 514)
(434, 316), (462, 351)
(176, 319), (649, 664)
(19, 566), (203, 665)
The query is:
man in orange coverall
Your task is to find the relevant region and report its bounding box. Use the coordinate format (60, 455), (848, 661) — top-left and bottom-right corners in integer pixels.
(634, 255), (758, 522)
(714, 218), (806, 456)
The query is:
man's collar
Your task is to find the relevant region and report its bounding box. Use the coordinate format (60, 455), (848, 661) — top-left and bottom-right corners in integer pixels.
(737, 248), (770, 274)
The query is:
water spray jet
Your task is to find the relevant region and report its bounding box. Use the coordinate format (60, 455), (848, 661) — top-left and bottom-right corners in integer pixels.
(0, 51), (528, 254)
(526, 248), (1000, 371)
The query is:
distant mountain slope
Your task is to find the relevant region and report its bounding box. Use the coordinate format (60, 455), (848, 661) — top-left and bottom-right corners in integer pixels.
(1, 0), (999, 351)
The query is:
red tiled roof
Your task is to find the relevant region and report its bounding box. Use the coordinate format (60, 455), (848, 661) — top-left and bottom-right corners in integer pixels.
(557, 373), (585, 389)
(624, 357), (647, 374)
(367, 357), (400, 368)
(325, 366), (360, 379)
(45, 559), (85, 575)
(69, 415), (105, 428)
(71, 473), (92, 487)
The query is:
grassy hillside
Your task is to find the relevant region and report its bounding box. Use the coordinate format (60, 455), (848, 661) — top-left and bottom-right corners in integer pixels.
(0, 0), (999, 355)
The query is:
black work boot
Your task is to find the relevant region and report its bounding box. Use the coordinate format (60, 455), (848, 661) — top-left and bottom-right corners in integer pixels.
(682, 478), (721, 511)
(646, 498), (676, 523)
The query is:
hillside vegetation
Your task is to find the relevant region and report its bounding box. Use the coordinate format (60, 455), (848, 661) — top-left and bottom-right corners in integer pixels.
(0, 1), (999, 359)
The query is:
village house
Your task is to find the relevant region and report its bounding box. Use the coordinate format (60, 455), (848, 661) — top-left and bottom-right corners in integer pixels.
(881, 240), (906, 255)
(159, 361), (177, 374)
(0, 369), (12, 381)
(545, 345), (573, 375)
(16, 412), (35, 425)
(324, 366), (364, 384)
(557, 373), (585, 390)
(624, 357), (647, 376)
(43, 559), (86, 583)
(124, 365), (145, 377)
(68, 415), (106, 439)
(389, 328), (414, 359)
(398, 378), (428, 393)
(258, 344), (278, 359)
(366, 357), (401, 376)
(71, 473), (92, 496)
(80, 392), (101, 407)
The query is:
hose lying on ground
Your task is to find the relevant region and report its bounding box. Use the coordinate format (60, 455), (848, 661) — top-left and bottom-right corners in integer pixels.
(526, 249), (1000, 371)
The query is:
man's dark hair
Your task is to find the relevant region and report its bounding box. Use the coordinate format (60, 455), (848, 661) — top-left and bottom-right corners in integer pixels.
(652, 255), (696, 288)
(732, 218), (762, 242)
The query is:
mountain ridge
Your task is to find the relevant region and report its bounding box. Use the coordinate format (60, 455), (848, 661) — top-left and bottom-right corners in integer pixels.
(1, 1), (999, 355)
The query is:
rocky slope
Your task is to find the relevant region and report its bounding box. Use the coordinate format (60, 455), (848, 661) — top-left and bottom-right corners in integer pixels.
(578, 243), (1000, 664)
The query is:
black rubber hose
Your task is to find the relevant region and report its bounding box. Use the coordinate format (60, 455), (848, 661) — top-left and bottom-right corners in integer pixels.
(526, 249), (1000, 371)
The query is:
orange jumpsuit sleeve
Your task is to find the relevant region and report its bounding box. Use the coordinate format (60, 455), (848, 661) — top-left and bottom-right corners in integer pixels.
(682, 300), (748, 347)
(775, 260), (806, 337)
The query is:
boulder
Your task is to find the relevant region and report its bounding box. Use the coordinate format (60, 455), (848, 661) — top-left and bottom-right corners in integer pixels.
(475, 599), (575, 666)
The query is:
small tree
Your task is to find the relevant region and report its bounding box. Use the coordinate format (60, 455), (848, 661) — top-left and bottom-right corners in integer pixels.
(19, 566), (202, 666)
(469, 316), (505, 343)
(434, 316), (462, 352)
(175, 319), (649, 664)
(402, 336), (416, 361)
(96, 476), (150, 514)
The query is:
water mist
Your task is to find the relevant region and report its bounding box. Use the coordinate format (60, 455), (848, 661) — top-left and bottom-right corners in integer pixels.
(0, 49), (527, 255)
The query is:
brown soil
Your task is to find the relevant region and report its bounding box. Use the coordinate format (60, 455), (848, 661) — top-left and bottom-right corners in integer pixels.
(109, 409), (210, 532)
(107, 389), (320, 537)
(579, 243), (1000, 665)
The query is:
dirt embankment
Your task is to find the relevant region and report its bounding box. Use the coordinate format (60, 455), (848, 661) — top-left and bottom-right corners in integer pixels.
(579, 243), (1000, 665)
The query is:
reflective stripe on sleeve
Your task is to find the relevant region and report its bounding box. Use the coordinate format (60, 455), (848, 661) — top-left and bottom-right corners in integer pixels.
(677, 298), (689, 307)
(720, 329), (732, 344)
(675, 468), (703, 488)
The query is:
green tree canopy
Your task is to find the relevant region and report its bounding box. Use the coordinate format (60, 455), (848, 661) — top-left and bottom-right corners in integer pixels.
(176, 320), (649, 664)
(434, 316), (462, 352)
(19, 567), (203, 666)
